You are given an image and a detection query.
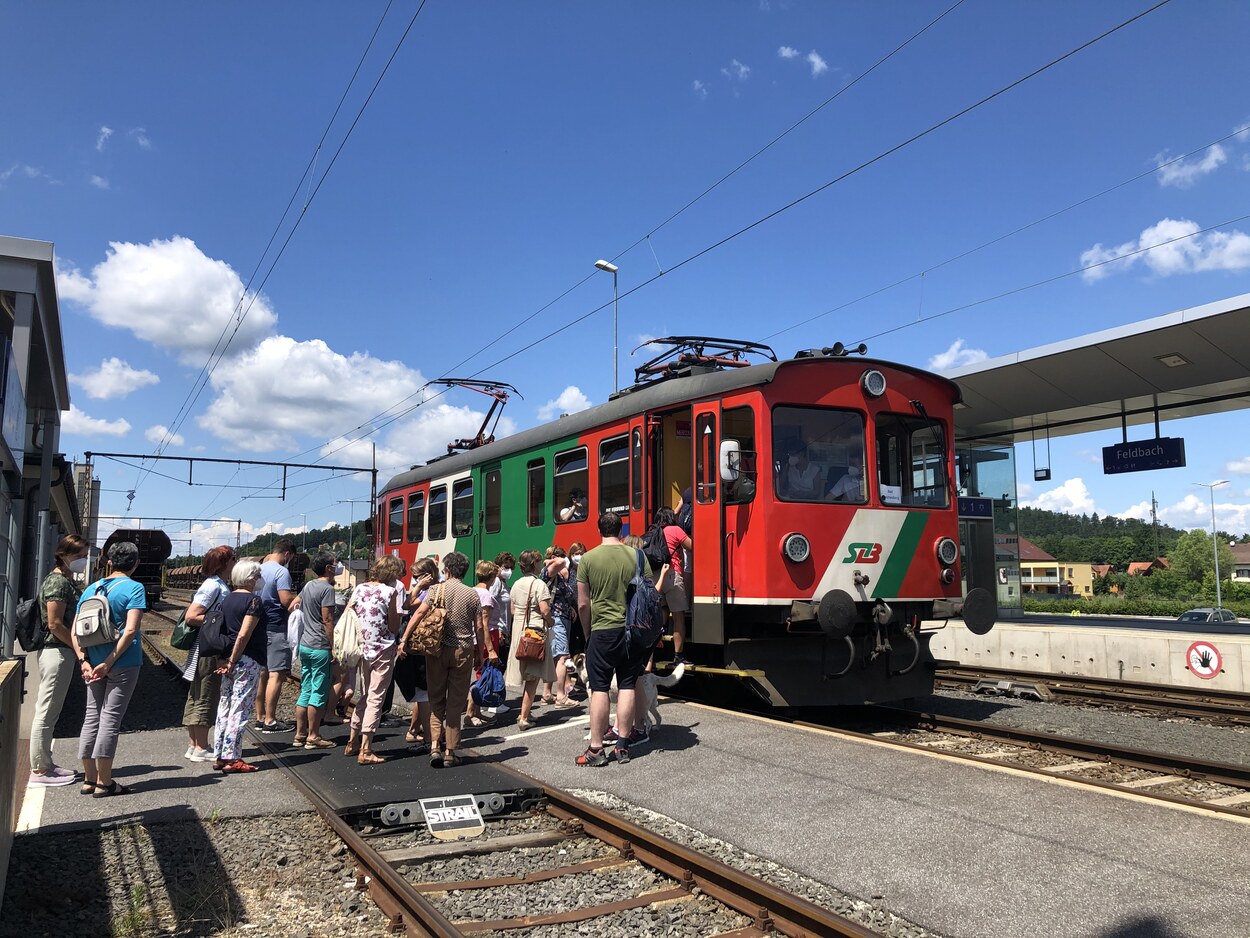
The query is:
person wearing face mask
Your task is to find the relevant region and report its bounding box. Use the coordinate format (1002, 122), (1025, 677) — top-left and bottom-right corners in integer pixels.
(540, 546), (579, 707)
(488, 552), (515, 673)
(784, 448), (822, 500)
(180, 545), (237, 763)
(210, 561), (267, 773)
(27, 534), (91, 787)
(826, 452), (866, 502)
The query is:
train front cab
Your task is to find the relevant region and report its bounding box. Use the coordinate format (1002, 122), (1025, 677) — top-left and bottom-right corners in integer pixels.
(680, 359), (995, 707)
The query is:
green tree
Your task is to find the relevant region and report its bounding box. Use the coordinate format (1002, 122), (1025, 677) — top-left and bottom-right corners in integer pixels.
(1168, 529), (1234, 584)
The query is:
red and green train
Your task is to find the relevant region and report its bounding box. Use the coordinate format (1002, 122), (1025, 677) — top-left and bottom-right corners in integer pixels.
(375, 342), (995, 706)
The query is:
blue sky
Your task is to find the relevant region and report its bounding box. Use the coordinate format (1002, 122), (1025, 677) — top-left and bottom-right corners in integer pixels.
(3, 0), (1250, 551)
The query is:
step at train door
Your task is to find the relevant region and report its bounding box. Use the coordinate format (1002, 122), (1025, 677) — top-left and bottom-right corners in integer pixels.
(690, 402), (724, 645)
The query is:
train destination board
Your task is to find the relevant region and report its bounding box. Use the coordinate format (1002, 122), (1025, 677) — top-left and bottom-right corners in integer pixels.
(1102, 437), (1186, 475)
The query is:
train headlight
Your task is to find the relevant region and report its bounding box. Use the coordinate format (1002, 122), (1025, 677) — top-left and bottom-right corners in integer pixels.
(861, 369), (887, 398)
(935, 537), (959, 566)
(782, 533), (811, 563)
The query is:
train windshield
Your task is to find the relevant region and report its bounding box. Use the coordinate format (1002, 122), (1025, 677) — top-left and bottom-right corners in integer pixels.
(875, 414), (949, 507)
(772, 406), (866, 504)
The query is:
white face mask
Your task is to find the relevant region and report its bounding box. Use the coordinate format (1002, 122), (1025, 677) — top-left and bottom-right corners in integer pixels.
(570, 554), (581, 564)
(69, 556), (89, 574)
(500, 567), (513, 580)
(335, 562), (345, 576)
(848, 465), (861, 479)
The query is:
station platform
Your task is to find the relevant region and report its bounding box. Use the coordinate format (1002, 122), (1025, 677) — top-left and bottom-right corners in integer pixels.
(930, 619), (1250, 691)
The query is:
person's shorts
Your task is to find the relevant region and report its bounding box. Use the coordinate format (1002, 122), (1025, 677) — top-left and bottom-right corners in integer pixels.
(265, 625), (293, 671)
(585, 626), (646, 693)
(661, 571), (689, 614)
(550, 615), (571, 658)
(295, 646), (332, 708)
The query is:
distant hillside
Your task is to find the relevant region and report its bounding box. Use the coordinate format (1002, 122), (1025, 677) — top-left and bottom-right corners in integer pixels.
(1017, 506), (1185, 566)
(169, 519), (371, 567)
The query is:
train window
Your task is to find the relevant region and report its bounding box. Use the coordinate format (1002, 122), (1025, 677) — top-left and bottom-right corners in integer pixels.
(722, 406), (756, 504)
(553, 446), (589, 524)
(875, 413), (949, 508)
(406, 492), (425, 543)
(452, 478), (474, 537)
(599, 435), (630, 515)
(428, 486), (448, 541)
(772, 406), (866, 504)
(484, 469), (502, 534)
(630, 428), (643, 510)
(527, 459), (545, 527)
(387, 497), (404, 545)
(695, 413), (716, 504)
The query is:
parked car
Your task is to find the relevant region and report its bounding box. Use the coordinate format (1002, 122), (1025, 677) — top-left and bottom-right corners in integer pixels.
(1177, 608), (1238, 624)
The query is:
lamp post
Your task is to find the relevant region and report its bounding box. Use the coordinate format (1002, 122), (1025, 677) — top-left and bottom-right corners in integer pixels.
(1194, 480), (1228, 611)
(300, 514), (307, 553)
(594, 259), (619, 393)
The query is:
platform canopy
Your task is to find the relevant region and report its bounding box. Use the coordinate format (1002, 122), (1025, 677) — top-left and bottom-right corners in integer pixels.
(944, 291), (1250, 444)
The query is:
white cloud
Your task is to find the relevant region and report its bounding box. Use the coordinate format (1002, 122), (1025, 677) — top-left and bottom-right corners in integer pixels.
(806, 50), (829, 77)
(70, 357), (159, 399)
(321, 403), (518, 472)
(129, 127), (152, 150)
(88, 175), (110, 190)
(537, 386), (593, 421)
(186, 517), (291, 555)
(778, 46), (799, 59)
(55, 236), (278, 362)
(145, 424), (184, 447)
(634, 333), (665, 354)
(721, 59), (750, 81)
(95, 126), (113, 152)
(1021, 477), (1097, 515)
(61, 404), (131, 437)
(1228, 457), (1250, 474)
(1118, 492), (1250, 536)
(692, 79), (708, 99)
(1154, 144), (1227, 188)
(928, 338), (988, 371)
(1080, 217), (1250, 282)
(197, 335), (426, 452)
(1016, 482), (1034, 502)
(1235, 120), (1250, 144)
(0, 164), (57, 187)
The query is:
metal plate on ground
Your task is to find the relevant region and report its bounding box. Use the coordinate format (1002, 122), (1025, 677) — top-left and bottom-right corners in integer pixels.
(420, 794), (485, 840)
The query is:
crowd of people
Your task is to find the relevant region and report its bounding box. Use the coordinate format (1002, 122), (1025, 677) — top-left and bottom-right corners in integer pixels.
(25, 493), (696, 793)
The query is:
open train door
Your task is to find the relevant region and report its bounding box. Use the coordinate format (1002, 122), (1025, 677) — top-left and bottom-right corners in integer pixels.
(689, 401), (724, 646)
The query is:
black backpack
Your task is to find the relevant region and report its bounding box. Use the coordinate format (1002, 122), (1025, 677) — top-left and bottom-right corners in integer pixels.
(14, 597), (45, 653)
(625, 549), (666, 656)
(640, 523), (670, 573)
(197, 602), (231, 657)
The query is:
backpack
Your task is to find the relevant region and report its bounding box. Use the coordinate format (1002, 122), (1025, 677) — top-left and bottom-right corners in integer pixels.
(73, 580), (121, 649)
(471, 658), (506, 708)
(624, 548), (666, 656)
(197, 601), (232, 657)
(14, 597), (45, 652)
(640, 523), (671, 574)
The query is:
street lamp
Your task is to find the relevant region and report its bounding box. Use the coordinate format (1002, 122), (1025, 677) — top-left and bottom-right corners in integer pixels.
(594, 259), (619, 393)
(1193, 480), (1228, 611)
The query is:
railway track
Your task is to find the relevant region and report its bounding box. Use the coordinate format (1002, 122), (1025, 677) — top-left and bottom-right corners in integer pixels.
(936, 664), (1250, 726)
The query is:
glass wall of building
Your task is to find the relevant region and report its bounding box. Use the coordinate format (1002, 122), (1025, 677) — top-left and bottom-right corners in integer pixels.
(956, 439), (1021, 617)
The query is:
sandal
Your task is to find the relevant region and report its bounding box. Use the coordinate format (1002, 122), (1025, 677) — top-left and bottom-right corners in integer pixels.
(80, 781), (99, 795)
(304, 737), (336, 749)
(404, 730), (422, 744)
(92, 780), (130, 798)
(541, 693), (555, 705)
(293, 736), (307, 747)
(220, 760), (258, 774)
(344, 740), (361, 757)
(357, 752), (386, 765)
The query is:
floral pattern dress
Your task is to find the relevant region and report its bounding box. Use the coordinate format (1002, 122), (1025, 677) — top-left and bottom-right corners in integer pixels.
(352, 582), (399, 661)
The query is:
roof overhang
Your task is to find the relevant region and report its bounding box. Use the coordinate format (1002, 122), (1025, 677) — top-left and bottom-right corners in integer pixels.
(945, 292), (1250, 444)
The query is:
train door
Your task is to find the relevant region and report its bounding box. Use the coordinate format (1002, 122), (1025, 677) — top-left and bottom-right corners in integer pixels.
(690, 402), (724, 645)
(654, 408), (693, 512)
(479, 463), (503, 569)
(628, 416), (646, 538)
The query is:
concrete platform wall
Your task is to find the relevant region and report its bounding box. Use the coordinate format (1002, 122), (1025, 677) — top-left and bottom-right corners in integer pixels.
(930, 621), (1250, 691)
(0, 661), (21, 908)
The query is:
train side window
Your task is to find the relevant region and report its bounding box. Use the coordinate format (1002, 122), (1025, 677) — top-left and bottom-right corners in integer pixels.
(406, 492), (425, 543)
(875, 413), (949, 507)
(554, 446), (589, 524)
(484, 469), (502, 534)
(630, 428), (643, 511)
(428, 486), (448, 541)
(452, 478), (474, 537)
(695, 413), (716, 504)
(527, 459), (545, 527)
(721, 406), (756, 504)
(387, 497), (404, 545)
(599, 434), (630, 515)
(772, 406), (866, 504)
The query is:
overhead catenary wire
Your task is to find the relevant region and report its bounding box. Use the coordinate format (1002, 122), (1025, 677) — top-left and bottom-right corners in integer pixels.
(133, 0), (427, 495)
(197, 0), (1174, 523)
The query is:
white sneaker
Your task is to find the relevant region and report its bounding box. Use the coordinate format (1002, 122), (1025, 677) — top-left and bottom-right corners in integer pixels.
(184, 745), (195, 760)
(189, 749), (218, 763)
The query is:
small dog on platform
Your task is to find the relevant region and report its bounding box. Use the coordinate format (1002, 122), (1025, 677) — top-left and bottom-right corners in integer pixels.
(571, 654), (686, 736)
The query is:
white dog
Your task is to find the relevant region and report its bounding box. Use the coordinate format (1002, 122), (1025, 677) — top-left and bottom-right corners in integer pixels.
(572, 654), (686, 737)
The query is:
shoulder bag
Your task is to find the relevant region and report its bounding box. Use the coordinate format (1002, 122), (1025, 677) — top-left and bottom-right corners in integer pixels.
(171, 582), (225, 651)
(515, 581), (546, 662)
(406, 583), (448, 656)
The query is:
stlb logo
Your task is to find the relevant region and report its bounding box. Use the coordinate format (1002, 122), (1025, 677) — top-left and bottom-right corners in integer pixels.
(842, 542), (883, 564)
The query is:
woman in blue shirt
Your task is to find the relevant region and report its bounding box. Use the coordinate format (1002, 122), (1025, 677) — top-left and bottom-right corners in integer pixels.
(70, 540), (147, 797)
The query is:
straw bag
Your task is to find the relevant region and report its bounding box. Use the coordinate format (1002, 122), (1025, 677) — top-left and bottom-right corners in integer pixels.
(406, 583), (447, 656)
(515, 584), (545, 662)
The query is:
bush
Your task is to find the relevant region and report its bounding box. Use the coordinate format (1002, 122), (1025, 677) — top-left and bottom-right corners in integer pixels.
(1022, 594), (1250, 618)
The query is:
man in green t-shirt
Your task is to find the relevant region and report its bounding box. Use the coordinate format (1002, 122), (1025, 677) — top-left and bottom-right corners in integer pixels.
(575, 511), (644, 766)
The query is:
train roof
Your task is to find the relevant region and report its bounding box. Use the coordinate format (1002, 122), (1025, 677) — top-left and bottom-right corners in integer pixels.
(382, 355), (959, 493)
